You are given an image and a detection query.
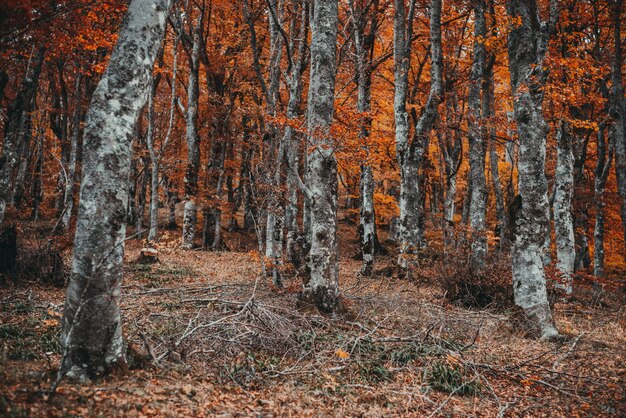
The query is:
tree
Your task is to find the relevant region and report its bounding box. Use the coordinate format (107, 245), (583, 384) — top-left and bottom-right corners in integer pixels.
(593, 123), (613, 277)
(300, 0), (340, 313)
(609, 0), (626, 259)
(60, 0), (171, 380)
(468, 0), (488, 267)
(394, 0), (442, 273)
(349, 0), (382, 276)
(180, 6), (203, 249)
(554, 121), (575, 292)
(0, 47), (46, 225)
(506, 0), (560, 339)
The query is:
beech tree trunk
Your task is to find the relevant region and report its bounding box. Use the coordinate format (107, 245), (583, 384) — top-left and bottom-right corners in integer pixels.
(393, 0), (417, 270)
(61, 0), (171, 380)
(0, 47), (45, 224)
(572, 133), (591, 270)
(468, 0), (487, 267)
(609, 0), (626, 258)
(394, 0), (442, 272)
(351, 0), (379, 276)
(439, 95), (462, 228)
(147, 37), (177, 243)
(57, 74), (84, 233)
(300, 0), (340, 312)
(285, 1), (308, 266)
(506, 0), (559, 339)
(594, 124), (613, 278)
(482, 6), (508, 249)
(263, 0), (286, 286)
(182, 17), (202, 249)
(554, 121), (574, 292)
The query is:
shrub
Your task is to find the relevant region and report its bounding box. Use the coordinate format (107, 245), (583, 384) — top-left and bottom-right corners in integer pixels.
(433, 231), (513, 309)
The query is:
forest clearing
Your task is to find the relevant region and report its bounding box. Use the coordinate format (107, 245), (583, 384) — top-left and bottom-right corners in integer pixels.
(1, 0), (626, 416)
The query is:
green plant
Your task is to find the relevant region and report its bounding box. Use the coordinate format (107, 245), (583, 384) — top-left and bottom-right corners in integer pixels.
(425, 362), (481, 396)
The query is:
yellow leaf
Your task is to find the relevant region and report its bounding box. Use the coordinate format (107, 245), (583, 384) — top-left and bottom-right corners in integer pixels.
(335, 349), (350, 359)
(42, 319), (59, 327)
(47, 309), (61, 318)
(446, 354), (460, 365)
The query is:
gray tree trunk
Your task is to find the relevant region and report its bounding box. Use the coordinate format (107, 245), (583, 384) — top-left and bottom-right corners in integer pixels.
(393, 0), (415, 270)
(147, 36), (178, 243)
(285, 1), (309, 266)
(351, 0), (379, 276)
(60, 0), (171, 380)
(182, 17), (202, 249)
(0, 47), (45, 224)
(506, 0), (559, 339)
(482, 13), (507, 249)
(263, 0), (286, 286)
(439, 95), (462, 227)
(56, 74), (84, 233)
(468, 0), (488, 267)
(553, 121), (574, 292)
(609, 0), (626, 258)
(394, 0), (442, 272)
(594, 124), (613, 278)
(301, 0), (340, 312)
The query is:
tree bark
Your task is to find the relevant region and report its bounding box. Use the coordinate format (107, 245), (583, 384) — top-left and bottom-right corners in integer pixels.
(394, 0), (442, 272)
(56, 74), (84, 233)
(468, 0), (488, 267)
(60, 0), (171, 380)
(147, 37), (178, 243)
(554, 121), (575, 292)
(300, 0), (340, 313)
(609, 0), (626, 259)
(393, 0), (416, 270)
(506, 0), (559, 339)
(182, 15), (202, 249)
(594, 124), (613, 278)
(351, 0), (379, 276)
(0, 47), (45, 224)
(285, 0), (309, 266)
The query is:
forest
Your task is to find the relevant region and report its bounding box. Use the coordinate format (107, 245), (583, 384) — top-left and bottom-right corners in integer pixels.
(0, 0), (625, 415)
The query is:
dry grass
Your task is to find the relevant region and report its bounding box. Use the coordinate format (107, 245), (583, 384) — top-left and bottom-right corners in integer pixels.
(1, 221), (625, 416)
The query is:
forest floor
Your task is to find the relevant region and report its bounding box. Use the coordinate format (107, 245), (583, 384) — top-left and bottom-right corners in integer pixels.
(1, 216), (625, 417)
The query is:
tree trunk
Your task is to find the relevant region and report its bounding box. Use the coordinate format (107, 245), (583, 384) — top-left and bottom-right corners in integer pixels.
(609, 0), (626, 259)
(0, 46), (45, 224)
(51, 62), (70, 217)
(468, 0), (487, 267)
(393, 0), (417, 270)
(573, 132), (590, 270)
(352, 0), (379, 276)
(57, 74), (84, 233)
(594, 124), (613, 278)
(135, 153), (149, 238)
(553, 121), (575, 293)
(182, 17), (202, 249)
(482, 9), (507, 249)
(285, 0), (308, 265)
(61, 0), (171, 380)
(300, 0), (340, 313)
(11, 119), (35, 208)
(31, 122), (45, 220)
(439, 95), (462, 229)
(506, 0), (559, 339)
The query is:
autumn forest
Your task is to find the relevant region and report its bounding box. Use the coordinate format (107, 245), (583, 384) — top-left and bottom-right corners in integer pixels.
(0, 0), (625, 415)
